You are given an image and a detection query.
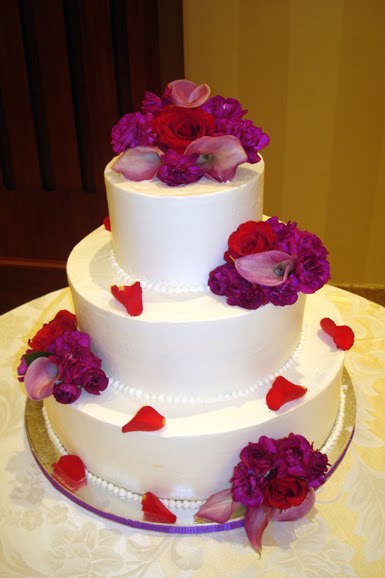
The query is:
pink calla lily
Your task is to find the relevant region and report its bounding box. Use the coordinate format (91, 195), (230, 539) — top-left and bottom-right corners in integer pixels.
(112, 147), (162, 181)
(270, 488), (316, 522)
(235, 250), (296, 286)
(186, 135), (247, 182)
(195, 488), (240, 524)
(168, 79), (210, 108)
(24, 356), (59, 400)
(244, 506), (271, 556)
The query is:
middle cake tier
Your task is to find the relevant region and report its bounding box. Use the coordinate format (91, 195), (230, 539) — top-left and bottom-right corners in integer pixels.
(68, 227), (306, 399)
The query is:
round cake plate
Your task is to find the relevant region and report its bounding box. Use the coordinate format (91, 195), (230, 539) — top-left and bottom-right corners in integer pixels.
(24, 368), (356, 535)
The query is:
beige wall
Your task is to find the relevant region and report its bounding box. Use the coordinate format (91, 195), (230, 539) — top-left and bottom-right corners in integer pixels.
(184, 0), (385, 286)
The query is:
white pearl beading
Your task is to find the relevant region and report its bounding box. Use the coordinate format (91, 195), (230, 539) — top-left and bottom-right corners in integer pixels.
(109, 326), (306, 405)
(43, 380), (346, 511)
(109, 250), (207, 295)
(42, 406), (204, 510)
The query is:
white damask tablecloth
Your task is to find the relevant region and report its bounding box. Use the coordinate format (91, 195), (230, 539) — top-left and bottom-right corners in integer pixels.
(0, 286), (384, 577)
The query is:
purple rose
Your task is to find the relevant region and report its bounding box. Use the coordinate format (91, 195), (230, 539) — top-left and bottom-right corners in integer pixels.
(53, 382), (81, 404)
(157, 150), (204, 186)
(111, 112), (156, 154)
(240, 437), (278, 475)
(231, 462), (265, 508)
(276, 434), (314, 479)
(202, 96), (246, 120)
(81, 368), (109, 395)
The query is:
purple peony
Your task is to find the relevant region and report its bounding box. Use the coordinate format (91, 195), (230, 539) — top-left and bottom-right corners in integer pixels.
(202, 95), (246, 120)
(53, 382), (81, 404)
(111, 112), (156, 154)
(266, 217), (301, 255)
(157, 150), (204, 186)
(81, 368), (109, 395)
(240, 438), (278, 475)
(307, 450), (330, 488)
(231, 462), (265, 508)
(276, 434), (314, 479)
(215, 118), (270, 163)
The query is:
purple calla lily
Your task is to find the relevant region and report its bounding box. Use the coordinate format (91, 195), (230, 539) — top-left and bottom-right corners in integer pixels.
(112, 146), (162, 181)
(195, 488), (240, 524)
(24, 356), (59, 400)
(186, 135), (247, 182)
(168, 79), (210, 108)
(235, 250), (297, 286)
(244, 506), (271, 556)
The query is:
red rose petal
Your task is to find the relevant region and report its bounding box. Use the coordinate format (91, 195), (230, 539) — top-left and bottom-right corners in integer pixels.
(266, 376), (307, 411)
(320, 318), (354, 350)
(52, 455), (87, 492)
(111, 283), (143, 316)
(333, 325), (355, 350)
(104, 216), (111, 231)
(122, 406), (166, 433)
(320, 317), (336, 337)
(142, 491), (177, 523)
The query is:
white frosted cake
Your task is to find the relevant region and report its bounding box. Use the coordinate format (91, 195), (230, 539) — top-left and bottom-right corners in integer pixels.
(20, 81), (351, 539)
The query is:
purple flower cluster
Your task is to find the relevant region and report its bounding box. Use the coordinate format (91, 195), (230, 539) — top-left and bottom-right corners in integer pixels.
(111, 112), (156, 154)
(208, 217), (330, 309)
(157, 150), (204, 186)
(46, 330), (108, 403)
(231, 434), (329, 510)
(110, 81), (269, 186)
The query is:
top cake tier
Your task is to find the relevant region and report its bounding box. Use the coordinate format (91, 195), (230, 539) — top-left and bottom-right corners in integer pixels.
(105, 159), (264, 292)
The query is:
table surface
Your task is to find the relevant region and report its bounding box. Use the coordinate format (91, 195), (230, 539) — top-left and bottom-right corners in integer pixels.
(1, 286), (385, 577)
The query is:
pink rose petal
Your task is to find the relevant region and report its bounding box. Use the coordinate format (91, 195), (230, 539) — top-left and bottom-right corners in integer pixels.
(270, 488), (315, 522)
(235, 251), (296, 286)
(169, 79), (210, 108)
(112, 147), (162, 181)
(186, 135), (247, 182)
(24, 356), (58, 400)
(244, 506), (271, 556)
(195, 488), (240, 524)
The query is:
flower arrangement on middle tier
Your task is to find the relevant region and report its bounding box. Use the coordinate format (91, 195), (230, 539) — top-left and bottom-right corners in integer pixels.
(208, 217), (330, 309)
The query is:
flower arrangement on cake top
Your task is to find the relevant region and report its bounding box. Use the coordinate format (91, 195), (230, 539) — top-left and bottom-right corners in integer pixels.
(209, 217), (330, 309)
(18, 310), (108, 404)
(111, 79), (269, 186)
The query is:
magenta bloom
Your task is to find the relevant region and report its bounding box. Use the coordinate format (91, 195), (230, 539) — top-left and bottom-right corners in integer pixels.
(111, 112), (156, 154)
(53, 382), (82, 404)
(231, 463), (265, 508)
(307, 451), (330, 488)
(208, 263), (268, 310)
(240, 438), (279, 475)
(81, 368), (109, 395)
(157, 150), (203, 186)
(216, 118), (270, 163)
(266, 277), (300, 307)
(202, 95), (246, 120)
(276, 434), (314, 479)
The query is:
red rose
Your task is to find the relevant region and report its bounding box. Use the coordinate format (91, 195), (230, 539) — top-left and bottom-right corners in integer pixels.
(263, 476), (308, 510)
(225, 221), (276, 262)
(152, 105), (215, 152)
(28, 310), (77, 351)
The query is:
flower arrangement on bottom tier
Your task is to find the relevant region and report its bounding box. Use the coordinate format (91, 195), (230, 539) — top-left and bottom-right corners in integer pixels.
(195, 433), (330, 555)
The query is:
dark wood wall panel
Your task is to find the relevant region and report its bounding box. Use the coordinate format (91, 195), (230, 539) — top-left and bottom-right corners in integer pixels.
(0, 0), (184, 314)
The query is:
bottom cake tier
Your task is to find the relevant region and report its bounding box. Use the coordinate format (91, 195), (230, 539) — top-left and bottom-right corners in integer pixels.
(44, 289), (345, 502)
